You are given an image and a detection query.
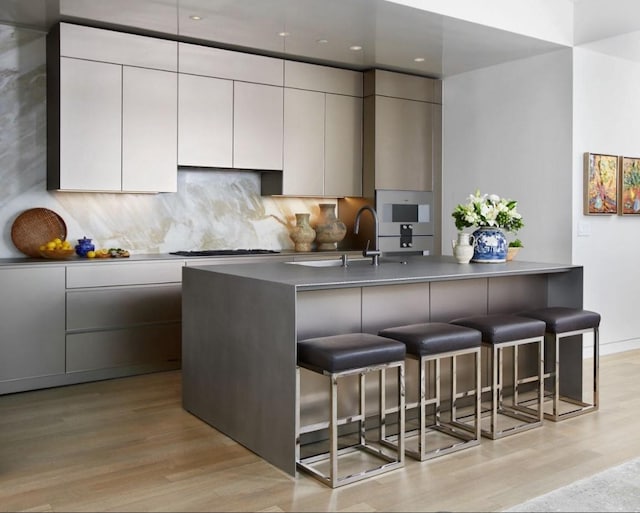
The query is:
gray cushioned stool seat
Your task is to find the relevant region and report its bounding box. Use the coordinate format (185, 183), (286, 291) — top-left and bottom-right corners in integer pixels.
(297, 333), (406, 373)
(377, 322), (482, 460)
(449, 314), (546, 439)
(517, 306), (600, 421)
(518, 307), (600, 333)
(379, 322), (481, 356)
(296, 332), (406, 487)
(450, 314), (546, 343)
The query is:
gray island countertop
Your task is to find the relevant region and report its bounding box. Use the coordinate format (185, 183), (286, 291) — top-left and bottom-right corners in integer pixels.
(188, 255), (580, 290)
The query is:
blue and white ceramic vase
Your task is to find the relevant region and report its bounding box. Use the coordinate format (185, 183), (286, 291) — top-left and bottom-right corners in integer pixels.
(471, 227), (507, 263)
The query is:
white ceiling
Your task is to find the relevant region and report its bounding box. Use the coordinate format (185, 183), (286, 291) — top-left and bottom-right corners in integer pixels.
(1, 0), (640, 77)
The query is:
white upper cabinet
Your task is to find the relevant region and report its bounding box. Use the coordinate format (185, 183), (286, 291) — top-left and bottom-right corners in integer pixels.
(58, 57), (122, 191)
(325, 93), (363, 197)
(283, 61), (362, 197)
(177, 43), (284, 171)
(48, 23), (178, 193)
(283, 88), (325, 195)
(178, 74), (233, 168)
(233, 81), (284, 170)
(122, 67), (178, 192)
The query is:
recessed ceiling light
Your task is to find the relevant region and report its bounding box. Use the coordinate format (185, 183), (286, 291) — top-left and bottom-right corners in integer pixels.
(317, 39), (329, 44)
(278, 31), (290, 37)
(349, 45), (363, 51)
(189, 15), (202, 21)
(414, 57), (425, 62)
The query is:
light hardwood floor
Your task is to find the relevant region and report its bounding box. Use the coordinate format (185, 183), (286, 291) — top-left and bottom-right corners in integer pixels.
(1, 349), (639, 512)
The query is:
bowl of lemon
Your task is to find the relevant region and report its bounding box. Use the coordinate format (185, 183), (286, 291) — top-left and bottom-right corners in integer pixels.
(39, 237), (75, 259)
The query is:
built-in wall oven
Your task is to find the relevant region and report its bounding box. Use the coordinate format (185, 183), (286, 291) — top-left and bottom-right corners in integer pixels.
(376, 189), (433, 254)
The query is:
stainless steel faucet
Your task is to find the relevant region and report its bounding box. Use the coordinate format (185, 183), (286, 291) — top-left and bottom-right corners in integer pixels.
(354, 205), (382, 265)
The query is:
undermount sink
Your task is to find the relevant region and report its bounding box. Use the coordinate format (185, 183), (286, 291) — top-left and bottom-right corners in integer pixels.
(285, 258), (365, 268)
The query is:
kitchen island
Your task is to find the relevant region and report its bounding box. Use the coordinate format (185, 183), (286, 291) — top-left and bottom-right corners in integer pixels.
(181, 256), (584, 476)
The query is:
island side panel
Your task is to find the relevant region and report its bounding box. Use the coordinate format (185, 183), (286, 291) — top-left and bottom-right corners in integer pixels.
(548, 266), (586, 400)
(182, 266), (298, 476)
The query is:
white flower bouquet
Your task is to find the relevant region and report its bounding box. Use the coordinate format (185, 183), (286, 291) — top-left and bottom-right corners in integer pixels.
(452, 190), (524, 232)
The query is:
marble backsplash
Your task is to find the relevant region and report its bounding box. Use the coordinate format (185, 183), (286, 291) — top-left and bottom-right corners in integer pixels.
(0, 24), (340, 258)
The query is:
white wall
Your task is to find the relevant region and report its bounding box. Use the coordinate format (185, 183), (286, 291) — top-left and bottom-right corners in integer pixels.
(442, 48), (573, 264)
(573, 47), (640, 354)
(443, 44), (640, 355)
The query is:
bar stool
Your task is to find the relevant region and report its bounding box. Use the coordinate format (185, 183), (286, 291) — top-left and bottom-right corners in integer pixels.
(518, 306), (600, 421)
(296, 333), (406, 488)
(450, 314), (546, 439)
(378, 322), (482, 460)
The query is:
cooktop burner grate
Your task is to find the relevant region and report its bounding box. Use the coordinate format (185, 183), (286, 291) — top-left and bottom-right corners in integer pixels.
(170, 249), (281, 257)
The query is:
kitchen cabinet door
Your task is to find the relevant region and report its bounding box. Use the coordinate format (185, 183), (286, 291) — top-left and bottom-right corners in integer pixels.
(122, 66), (178, 192)
(233, 81), (283, 170)
(372, 96), (436, 192)
(58, 57), (122, 191)
(325, 93), (362, 197)
(283, 88), (325, 195)
(0, 267), (65, 382)
(178, 73), (233, 168)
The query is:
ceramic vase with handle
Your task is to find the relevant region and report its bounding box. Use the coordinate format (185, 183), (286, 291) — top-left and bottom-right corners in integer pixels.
(452, 232), (475, 264)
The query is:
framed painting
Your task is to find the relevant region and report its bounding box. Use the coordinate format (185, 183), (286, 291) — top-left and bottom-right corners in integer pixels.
(584, 152), (618, 215)
(620, 156), (640, 215)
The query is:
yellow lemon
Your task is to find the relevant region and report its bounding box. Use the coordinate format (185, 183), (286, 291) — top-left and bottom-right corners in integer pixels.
(46, 241), (56, 250)
(53, 237), (62, 245)
(86, 250), (96, 258)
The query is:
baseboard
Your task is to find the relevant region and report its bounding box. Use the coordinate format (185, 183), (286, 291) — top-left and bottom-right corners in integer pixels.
(583, 338), (640, 358)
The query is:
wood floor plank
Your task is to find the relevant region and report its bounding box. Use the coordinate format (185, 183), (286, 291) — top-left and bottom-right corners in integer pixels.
(1, 350), (639, 512)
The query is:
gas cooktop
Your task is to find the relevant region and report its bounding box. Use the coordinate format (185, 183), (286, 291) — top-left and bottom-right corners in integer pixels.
(170, 249), (281, 257)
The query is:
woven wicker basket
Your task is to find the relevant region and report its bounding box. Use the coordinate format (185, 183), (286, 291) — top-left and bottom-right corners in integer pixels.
(11, 208), (67, 257)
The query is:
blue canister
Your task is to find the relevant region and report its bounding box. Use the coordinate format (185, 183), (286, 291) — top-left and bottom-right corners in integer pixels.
(75, 237), (95, 257)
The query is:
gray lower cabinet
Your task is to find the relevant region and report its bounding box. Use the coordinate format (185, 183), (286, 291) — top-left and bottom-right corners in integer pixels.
(65, 262), (183, 374)
(0, 261), (183, 395)
(65, 282), (182, 373)
(0, 266), (66, 383)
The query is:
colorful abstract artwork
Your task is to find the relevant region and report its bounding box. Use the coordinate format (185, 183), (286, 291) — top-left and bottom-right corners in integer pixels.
(585, 153), (618, 215)
(620, 156), (640, 215)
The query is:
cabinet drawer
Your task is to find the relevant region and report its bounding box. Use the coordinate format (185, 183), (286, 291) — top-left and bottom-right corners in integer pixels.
(67, 284), (181, 331)
(59, 23), (177, 71)
(178, 43), (283, 85)
(66, 261), (183, 288)
(66, 323), (181, 373)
